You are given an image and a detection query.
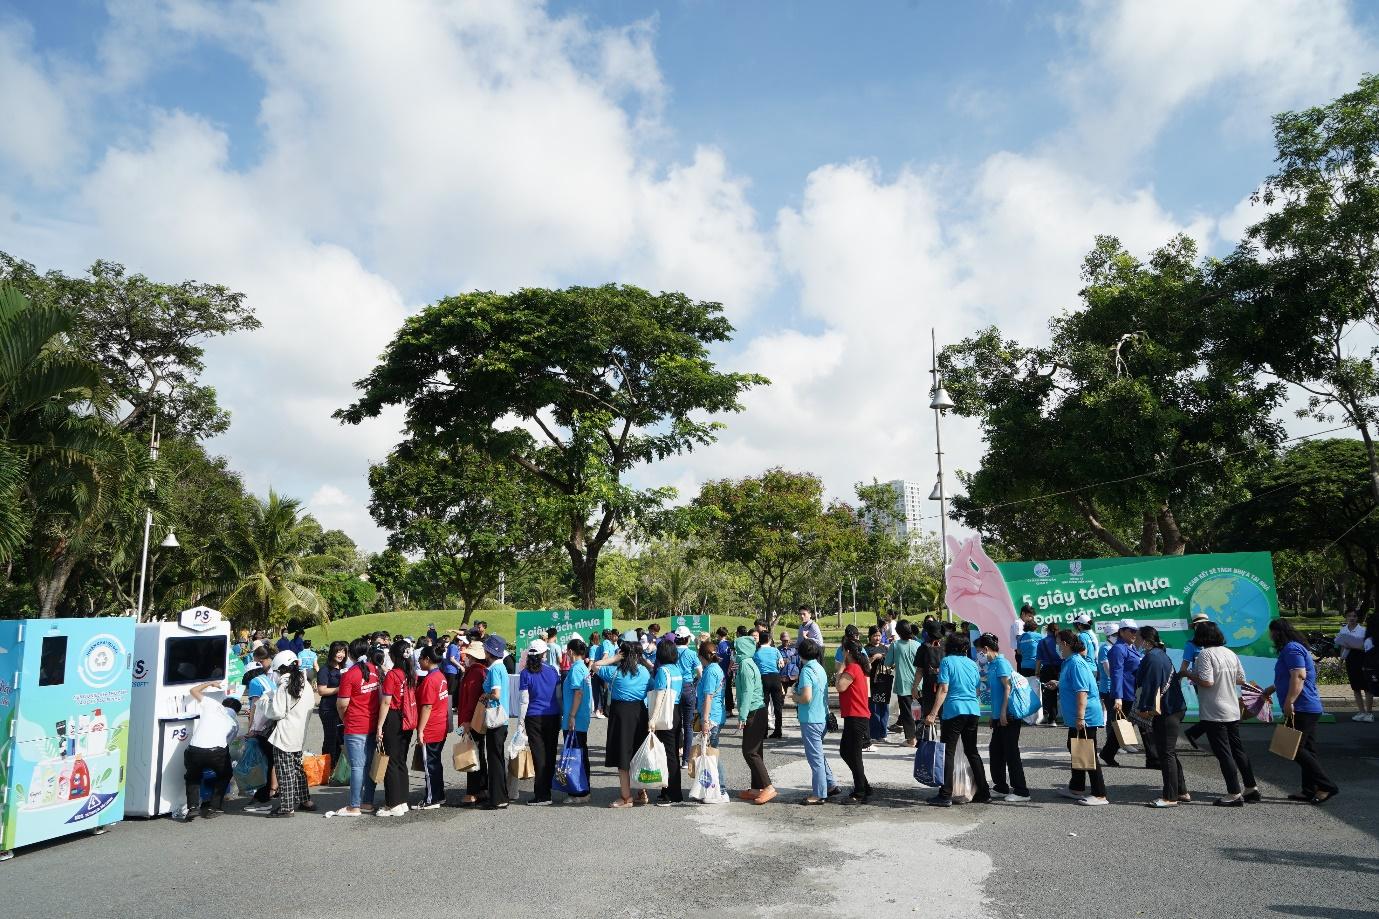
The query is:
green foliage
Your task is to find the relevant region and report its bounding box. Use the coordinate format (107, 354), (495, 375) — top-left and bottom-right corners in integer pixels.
(365, 548), (411, 611)
(316, 570), (378, 619)
(213, 489), (334, 629)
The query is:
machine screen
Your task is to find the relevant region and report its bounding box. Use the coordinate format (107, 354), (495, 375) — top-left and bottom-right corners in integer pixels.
(162, 636), (228, 685)
(39, 635), (68, 685)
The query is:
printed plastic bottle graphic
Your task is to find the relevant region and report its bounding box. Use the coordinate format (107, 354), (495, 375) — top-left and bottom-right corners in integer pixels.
(69, 756), (90, 800)
(89, 708), (107, 752)
(57, 758), (73, 802)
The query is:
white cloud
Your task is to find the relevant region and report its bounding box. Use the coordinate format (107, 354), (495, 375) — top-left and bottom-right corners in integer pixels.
(0, 21), (81, 182)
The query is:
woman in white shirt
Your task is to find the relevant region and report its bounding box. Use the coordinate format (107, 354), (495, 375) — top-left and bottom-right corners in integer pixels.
(1335, 609), (1373, 722)
(1183, 620), (1259, 807)
(267, 655), (317, 817)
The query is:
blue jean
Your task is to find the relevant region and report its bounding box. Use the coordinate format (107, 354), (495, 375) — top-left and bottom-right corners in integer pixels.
(343, 732), (377, 809)
(800, 721), (837, 798)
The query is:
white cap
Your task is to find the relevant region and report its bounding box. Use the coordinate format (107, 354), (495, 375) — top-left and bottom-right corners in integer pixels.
(526, 638), (548, 657)
(1074, 614), (1092, 625)
(270, 650), (298, 671)
(1117, 618), (1139, 632)
(620, 630), (639, 644)
(1190, 612), (1209, 623)
(674, 626), (693, 639)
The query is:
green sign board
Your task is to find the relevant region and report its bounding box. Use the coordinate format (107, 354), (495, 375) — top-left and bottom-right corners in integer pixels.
(661, 614), (710, 637)
(514, 609), (613, 654)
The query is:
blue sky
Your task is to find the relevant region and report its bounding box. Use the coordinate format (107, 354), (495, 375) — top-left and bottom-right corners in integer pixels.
(1, 1), (1375, 549)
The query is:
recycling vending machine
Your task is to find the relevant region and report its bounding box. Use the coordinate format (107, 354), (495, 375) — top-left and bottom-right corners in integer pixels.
(126, 606), (230, 818)
(0, 617), (136, 858)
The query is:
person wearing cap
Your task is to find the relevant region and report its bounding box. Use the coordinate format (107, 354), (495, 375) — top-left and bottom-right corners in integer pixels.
(244, 645), (281, 802)
(480, 635), (513, 810)
(674, 626), (702, 768)
(179, 681), (241, 822)
(1073, 615), (1099, 659)
(456, 638), (491, 806)
(267, 651), (317, 818)
(519, 638), (562, 805)
(1181, 612), (1211, 749)
(1102, 619), (1155, 769)
(561, 638), (593, 802)
(1051, 628), (1109, 805)
(597, 632), (653, 807)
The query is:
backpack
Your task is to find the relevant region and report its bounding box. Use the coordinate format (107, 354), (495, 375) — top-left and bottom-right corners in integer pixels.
(1007, 672), (1040, 720)
(400, 677), (419, 732)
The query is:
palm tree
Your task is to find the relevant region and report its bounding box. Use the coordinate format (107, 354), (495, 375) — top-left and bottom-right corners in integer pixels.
(214, 489), (335, 629)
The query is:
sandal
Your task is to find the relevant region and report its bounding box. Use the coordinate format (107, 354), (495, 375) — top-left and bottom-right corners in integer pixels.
(634, 792), (649, 806)
(609, 797), (634, 809)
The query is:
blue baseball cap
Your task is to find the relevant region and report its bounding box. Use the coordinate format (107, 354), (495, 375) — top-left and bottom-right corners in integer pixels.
(482, 635), (507, 659)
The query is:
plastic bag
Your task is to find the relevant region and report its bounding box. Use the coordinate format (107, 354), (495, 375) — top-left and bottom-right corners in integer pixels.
(505, 728), (528, 761)
(688, 737), (728, 804)
(1241, 684), (1273, 723)
(913, 722), (945, 787)
(232, 738), (268, 793)
(329, 751), (351, 785)
(631, 733), (668, 789)
(950, 745), (975, 803)
(302, 754), (330, 787)
(553, 733), (589, 796)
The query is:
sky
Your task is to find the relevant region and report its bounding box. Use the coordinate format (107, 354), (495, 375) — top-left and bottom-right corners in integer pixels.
(1, 0), (1376, 551)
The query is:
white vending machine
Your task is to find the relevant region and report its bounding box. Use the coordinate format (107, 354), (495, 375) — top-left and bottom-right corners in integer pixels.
(125, 607), (230, 817)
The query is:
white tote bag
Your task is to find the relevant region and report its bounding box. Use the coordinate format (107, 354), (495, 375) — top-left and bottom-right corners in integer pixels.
(631, 734), (668, 789)
(485, 700), (507, 730)
(648, 685), (676, 732)
(688, 736), (728, 804)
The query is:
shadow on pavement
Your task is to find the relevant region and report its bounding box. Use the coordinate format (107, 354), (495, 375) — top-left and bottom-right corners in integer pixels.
(1221, 847), (1379, 876)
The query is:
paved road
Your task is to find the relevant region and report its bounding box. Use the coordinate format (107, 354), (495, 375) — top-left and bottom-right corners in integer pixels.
(3, 709), (1375, 918)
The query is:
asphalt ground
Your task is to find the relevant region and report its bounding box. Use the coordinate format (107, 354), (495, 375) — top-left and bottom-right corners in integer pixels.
(3, 705), (1376, 919)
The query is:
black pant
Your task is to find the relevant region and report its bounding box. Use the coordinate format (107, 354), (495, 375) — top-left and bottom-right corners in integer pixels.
(466, 729), (489, 797)
(742, 707), (771, 789)
(1151, 710), (1187, 800)
(762, 674), (784, 734)
(183, 745), (231, 811)
(1202, 720), (1255, 795)
(896, 692), (917, 741)
(1103, 708), (1159, 767)
(839, 715), (871, 795)
(420, 740), (445, 805)
(1068, 727), (1106, 797)
(381, 709), (413, 808)
(591, 674), (606, 715)
(655, 718), (684, 803)
(319, 708), (343, 763)
(525, 714), (560, 803)
(1184, 720), (1205, 743)
(1292, 711), (1338, 796)
(940, 715), (990, 799)
(724, 666), (735, 713)
(679, 686), (697, 765)
(1039, 665), (1061, 722)
(484, 724), (509, 806)
(989, 719), (1028, 796)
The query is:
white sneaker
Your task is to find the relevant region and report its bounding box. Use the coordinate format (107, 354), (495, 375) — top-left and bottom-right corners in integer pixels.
(1003, 793), (1032, 803)
(1079, 796), (1110, 806)
(1361, 713), (1375, 723)
(1058, 788), (1087, 800)
(1351, 712), (1367, 722)
(376, 804), (408, 817)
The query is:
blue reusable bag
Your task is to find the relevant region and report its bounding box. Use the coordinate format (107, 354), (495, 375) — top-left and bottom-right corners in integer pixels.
(553, 732), (589, 796)
(913, 724), (945, 787)
(233, 738), (269, 792)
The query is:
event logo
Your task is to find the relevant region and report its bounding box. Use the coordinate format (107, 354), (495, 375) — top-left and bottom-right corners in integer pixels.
(1033, 562), (1051, 578)
(77, 634), (126, 689)
(1069, 561), (1083, 577)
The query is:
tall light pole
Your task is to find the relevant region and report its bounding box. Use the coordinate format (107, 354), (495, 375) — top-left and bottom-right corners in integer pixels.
(928, 328), (955, 621)
(134, 414), (178, 622)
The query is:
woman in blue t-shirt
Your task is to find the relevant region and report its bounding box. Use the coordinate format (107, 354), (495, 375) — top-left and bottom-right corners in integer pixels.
(975, 634), (1028, 801)
(596, 634), (652, 808)
(1262, 619), (1338, 804)
(791, 638), (837, 804)
(652, 640), (685, 806)
(1053, 629), (1109, 806)
(923, 632), (991, 807)
(560, 638), (593, 802)
(518, 639), (563, 805)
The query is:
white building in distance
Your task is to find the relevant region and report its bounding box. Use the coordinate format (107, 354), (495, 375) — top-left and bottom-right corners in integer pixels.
(871, 479), (927, 542)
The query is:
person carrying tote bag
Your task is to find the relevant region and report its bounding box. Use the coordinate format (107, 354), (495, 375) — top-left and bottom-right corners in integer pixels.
(1260, 619), (1339, 805)
(1133, 626), (1188, 808)
(1048, 629), (1108, 806)
(455, 640), (490, 805)
(649, 640), (685, 805)
(478, 635), (514, 810)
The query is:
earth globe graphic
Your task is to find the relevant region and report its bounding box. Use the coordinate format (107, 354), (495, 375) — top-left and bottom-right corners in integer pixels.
(1189, 575), (1271, 649)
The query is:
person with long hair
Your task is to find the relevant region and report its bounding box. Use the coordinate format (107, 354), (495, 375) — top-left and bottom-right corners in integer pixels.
(1183, 620), (1259, 806)
(836, 641), (871, 804)
(792, 638), (837, 805)
(754, 629), (786, 739)
(267, 653), (316, 817)
(376, 640), (417, 816)
(1262, 619), (1339, 804)
(415, 645), (450, 809)
(975, 633), (1029, 802)
(695, 639), (728, 793)
(456, 637), (490, 806)
(925, 632), (991, 807)
(561, 638), (593, 803)
(519, 638), (562, 806)
(597, 634), (653, 808)
(1336, 609), (1373, 722)
(329, 638), (381, 817)
(480, 635), (513, 810)
(1053, 628), (1108, 805)
(734, 633), (775, 804)
(652, 639), (686, 805)
(315, 640), (349, 768)
(1134, 625), (1188, 808)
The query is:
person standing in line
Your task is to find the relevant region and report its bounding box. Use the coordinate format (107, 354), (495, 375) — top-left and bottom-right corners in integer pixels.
(297, 640), (318, 679)
(544, 628), (562, 670)
(329, 638), (380, 817)
(1134, 626), (1188, 808)
(652, 640), (686, 806)
(377, 640), (417, 817)
(797, 605), (823, 650)
(1016, 621), (1041, 679)
(243, 645), (279, 802)
(267, 656), (316, 818)
(717, 627), (736, 715)
(674, 627), (703, 768)
(588, 630), (606, 719)
(1073, 615), (1099, 659)
(734, 634), (775, 804)
(518, 638), (562, 806)
(275, 628), (292, 652)
(314, 641), (348, 769)
(561, 638), (593, 804)
(836, 641), (872, 804)
(884, 620), (923, 747)
(1261, 619), (1339, 805)
(792, 638), (838, 805)
(1180, 612), (1212, 748)
(442, 634), (465, 703)
(1012, 604), (1037, 669)
(924, 632), (991, 807)
(696, 640), (728, 793)
(1183, 620), (1260, 807)
(179, 681), (240, 822)
(597, 634), (653, 808)
(915, 624), (944, 718)
(1335, 609), (1373, 722)
(1102, 620), (1150, 768)
(975, 634), (1029, 802)
(755, 631), (786, 739)
(456, 639), (490, 806)
(414, 646), (450, 809)
(1051, 629), (1109, 806)
(480, 635), (513, 810)
(1036, 623), (1063, 726)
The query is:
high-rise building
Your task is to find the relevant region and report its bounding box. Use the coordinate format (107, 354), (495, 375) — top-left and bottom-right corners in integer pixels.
(870, 479), (926, 542)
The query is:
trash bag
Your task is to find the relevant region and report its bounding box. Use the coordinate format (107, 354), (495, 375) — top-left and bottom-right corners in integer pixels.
(951, 744), (975, 803)
(329, 751), (351, 785)
(553, 733), (589, 796)
(232, 738), (268, 793)
(913, 722), (945, 787)
(688, 736), (728, 804)
(631, 733), (668, 789)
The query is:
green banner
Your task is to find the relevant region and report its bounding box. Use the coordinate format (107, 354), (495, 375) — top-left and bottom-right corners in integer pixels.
(660, 614), (710, 637)
(514, 609), (613, 654)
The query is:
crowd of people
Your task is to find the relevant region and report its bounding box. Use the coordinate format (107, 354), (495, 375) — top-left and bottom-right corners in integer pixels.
(178, 606), (1348, 821)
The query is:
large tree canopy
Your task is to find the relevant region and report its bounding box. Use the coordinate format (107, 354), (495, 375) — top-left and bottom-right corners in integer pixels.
(338, 284), (766, 606)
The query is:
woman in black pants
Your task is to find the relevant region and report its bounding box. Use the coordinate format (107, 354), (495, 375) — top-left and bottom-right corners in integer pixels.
(652, 640), (685, 805)
(925, 632), (991, 807)
(974, 633), (1028, 801)
(518, 639), (562, 805)
(1134, 626), (1188, 808)
(734, 635), (775, 803)
(1183, 620), (1259, 806)
(1263, 619), (1339, 804)
(314, 641), (348, 768)
(376, 640), (416, 816)
(836, 641), (872, 803)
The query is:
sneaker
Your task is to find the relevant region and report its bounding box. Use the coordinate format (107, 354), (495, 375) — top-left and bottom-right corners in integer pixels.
(1242, 789), (1262, 803)
(376, 804), (407, 817)
(927, 795), (953, 808)
(1361, 713), (1375, 723)
(1148, 799), (1178, 808)
(418, 801), (442, 810)
(1078, 796), (1110, 806)
(1351, 712), (1367, 722)
(1003, 793), (1032, 803)
(526, 800), (552, 807)
(1058, 788), (1087, 801)
(177, 810), (197, 823)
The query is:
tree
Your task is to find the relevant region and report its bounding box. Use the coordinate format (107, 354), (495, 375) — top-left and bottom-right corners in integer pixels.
(310, 528), (363, 574)
(337, 284), (767, 607)
(942, 236), (1281, 558)
(366, 548), (411, 611)
(367, 442), (560, 624)
(316, 570), (378, 619)
(694, 468), (830, 631)
(1210, 75), (1379, 506)
(855, 480), (912, 612)
(214, 490), (334, 629)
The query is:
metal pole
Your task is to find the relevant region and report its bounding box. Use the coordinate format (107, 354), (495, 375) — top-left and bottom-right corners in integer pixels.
(498, 569), (506, 607)
(135, 414), (159, 622)
(932, 329), (950, 623)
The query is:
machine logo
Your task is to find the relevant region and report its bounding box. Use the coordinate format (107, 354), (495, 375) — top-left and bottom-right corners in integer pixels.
(132, 659), (149, 681)
(78, 634), (127, 689)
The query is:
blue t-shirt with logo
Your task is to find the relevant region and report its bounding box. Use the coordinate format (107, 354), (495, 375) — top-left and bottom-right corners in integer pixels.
(937, 656), (981, 718)
(698, 662), (725, 726)
(562, 660), (592, 732)
(598, 664), (651, 702)
(795, 660), (829, 724)
(985, 654), (1014, 716)
(754, 645), (782, 675)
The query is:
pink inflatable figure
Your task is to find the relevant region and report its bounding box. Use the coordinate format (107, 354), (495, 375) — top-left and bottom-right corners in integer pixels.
(944, 535), (1018, 664)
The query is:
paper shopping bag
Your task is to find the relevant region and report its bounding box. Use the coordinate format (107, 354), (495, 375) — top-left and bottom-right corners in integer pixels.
(452, 733), (479, 772)
(688, 746), (720, 779)
(410, 744), (425, 772)
(369, 747), (390, 785)
(1269, 719), (1303, 761)
(469, 701), (488, 735)
(1111, 717), (1140, 747)
(508, 747), (535, 780)
(1069, 730), (1097, 771)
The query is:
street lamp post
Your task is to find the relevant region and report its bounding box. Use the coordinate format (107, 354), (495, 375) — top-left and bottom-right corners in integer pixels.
(134, 415), (178, 622)
(928, 328), (955, 622)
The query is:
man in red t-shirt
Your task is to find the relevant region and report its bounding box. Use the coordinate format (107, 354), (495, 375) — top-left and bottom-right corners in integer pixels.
(333, 645), (381, 816)
(415, 646), (451, 808)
